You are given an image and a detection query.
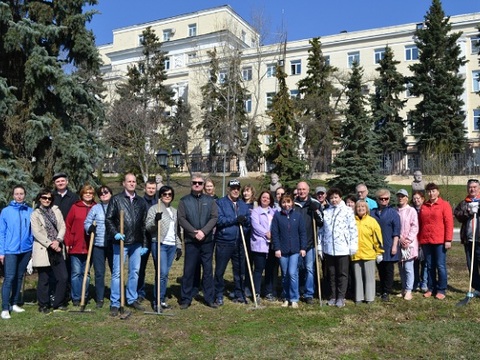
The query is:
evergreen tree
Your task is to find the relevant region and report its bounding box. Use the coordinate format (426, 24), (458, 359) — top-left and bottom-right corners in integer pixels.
(297, 37), (339, 178)
(371, 46), (407, 155)
(106, 27), (174, 182)
(408, 0), (467, 154)
(328, 62), (386, 194)
(0, 0), (106, 194)
(165, 97), (192, 155)
(265, 65), (305, 185)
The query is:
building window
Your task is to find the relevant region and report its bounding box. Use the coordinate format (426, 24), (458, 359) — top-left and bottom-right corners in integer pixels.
(241, 30), (246, 43)
(187, 52), (197, 63)
(245, 96), (252, 113)
(405, 45), (419, 61)
(219, 70), (227, 84)
(266, 64), (276, 78)
(188, 24), (197, 37)
(474, 109), (480, 131)
(374, 48), (385, 64)
(290, 89), (299, 99)
(348, 51), (360, 68)
(324, 55), (330, 67)
(405, 82), (414, 97)
(138, 35), (144, 45)
(266, 92), (275, 108)
(473, 71), (480, 92)
(165, 57), (170, 70)
(242, 67), (252, 81)
(163, 30), (172, 42)
(471, 37), (480, 55)
(290, 60), (301, 75)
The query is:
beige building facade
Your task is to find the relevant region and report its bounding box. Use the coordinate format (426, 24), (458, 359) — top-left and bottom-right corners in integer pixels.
(98, 5), (480, 166)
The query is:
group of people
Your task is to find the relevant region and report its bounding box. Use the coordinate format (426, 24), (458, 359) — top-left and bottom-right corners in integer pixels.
(1, 171), (479, 319)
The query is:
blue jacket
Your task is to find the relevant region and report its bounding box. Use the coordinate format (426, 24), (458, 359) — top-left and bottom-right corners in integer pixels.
(0, 201), (34, 255)
(84, 202), (110, 247)
(371, 206), (401, 262)
(215, 196), (250, 244)
(271, 208), (307, 255)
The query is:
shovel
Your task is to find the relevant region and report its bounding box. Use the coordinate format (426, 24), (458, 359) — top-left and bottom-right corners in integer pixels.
(70, 221), (96, 313)
(313, 217), (323, 306)
(240, 224), (264, 310)
(119, 210), (132, 319)
(456, 211), (478, 307)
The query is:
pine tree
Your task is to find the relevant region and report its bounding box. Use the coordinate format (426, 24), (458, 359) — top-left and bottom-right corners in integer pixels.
(297, 37), (340, 178)
(106, 26), (175, 182)
(165, 97), (192, 155)
(371, 46), (407, 155)
(265, 65), (305, 185)
(0, 0), (106, 195)
(408, 0), (467, 154)
(328, 62), (386, 194)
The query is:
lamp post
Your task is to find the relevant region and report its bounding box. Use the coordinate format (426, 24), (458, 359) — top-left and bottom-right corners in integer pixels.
(156, 148), (182, 186)
(218, 144), (228, 197)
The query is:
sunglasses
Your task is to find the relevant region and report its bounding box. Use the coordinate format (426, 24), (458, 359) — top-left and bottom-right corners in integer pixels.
(378, 197), (390, 201)
(100, 190), (110, 195)
(161, 192), (172, 197)
(192, 181), (204, 186)
(40, 196), (52, 201)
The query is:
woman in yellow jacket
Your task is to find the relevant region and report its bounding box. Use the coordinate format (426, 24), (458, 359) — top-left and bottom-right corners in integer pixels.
(352, 200), (384, 304)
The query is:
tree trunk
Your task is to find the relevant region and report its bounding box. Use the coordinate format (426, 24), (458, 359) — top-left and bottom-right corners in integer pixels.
(238, 156), (248, 178)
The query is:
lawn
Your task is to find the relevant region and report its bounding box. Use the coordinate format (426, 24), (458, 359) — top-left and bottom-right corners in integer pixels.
(1, 177), (476, 359)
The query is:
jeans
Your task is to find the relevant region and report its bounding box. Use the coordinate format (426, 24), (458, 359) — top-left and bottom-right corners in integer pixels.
(251, 251), (268, 296)
(92, 246), (109, 302)
(423, 244), (448, 294)
(151, 242), (176, 305)
(70, 254), (89, 302)
(325, 254), (349, 300)
(279, 253), (300, 302)
(137, 244), (151, 299)
(399, 259), (415, 291)
(464, 241), (480, 291)
(181, 241), (215, 305)
(37, 257), (68, 308)
(214, 241), (245, 301)
(299, 248), (315, 299)
(2, 252), (31, 310)
(110, 243), (141, 308)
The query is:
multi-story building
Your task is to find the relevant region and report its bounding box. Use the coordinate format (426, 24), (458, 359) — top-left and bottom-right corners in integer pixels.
(98, 5), (480, 171)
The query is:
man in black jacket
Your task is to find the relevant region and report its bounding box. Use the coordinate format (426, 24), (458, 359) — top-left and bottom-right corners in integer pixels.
(178, 173), (218, 309)
(52, 172), (79, 220)
(105, 173), (148, 316)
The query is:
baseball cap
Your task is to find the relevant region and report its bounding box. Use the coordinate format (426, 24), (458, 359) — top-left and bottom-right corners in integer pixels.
(228, 179), (241, 188)
(396, 189), (409, 197)
(315, 186), (327, 194)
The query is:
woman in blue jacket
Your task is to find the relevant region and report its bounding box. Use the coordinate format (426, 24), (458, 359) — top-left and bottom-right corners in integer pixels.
(0, 185), (33, 320)
(271, 193), (307, 308)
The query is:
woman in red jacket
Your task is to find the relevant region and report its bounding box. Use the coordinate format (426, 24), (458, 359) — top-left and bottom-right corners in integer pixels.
(418, 183), (453, 300)
(64, 185), (96, 306)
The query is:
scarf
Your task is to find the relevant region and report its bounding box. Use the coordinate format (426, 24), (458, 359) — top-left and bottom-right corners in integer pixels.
(40, 207), (59, 241)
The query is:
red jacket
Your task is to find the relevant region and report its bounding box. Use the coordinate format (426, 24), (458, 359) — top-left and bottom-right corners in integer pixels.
(64, 200), (95, 254)
(418, 197), (453, 245)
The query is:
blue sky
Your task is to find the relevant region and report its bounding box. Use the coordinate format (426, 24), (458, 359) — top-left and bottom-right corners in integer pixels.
(88, 1), (479, 45)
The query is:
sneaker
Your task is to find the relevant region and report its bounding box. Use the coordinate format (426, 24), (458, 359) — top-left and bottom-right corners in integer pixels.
(180, 303), (190, 310)
(327, 298), (336, 306)
(207, 302), (218, 309)
(281, 301), (289, 307)
(160, 302), (171, 310)
(435, 293), (446, 300)
(336, 299), (345, 308)
(38, 306), (51, 314)
(215, 298), (224, 307)
(396, 291), (405, 298)
(423, 291), (432, 298)
(11, 305), (25, 313)
(304, 297), (314, 305)
(264, 293), (276, 302)
(420, 286), (428, 293)
(1, 310), (11, 320)
(96, 300), (104, 309)
(404, 291), (413, 301)
(473, 290), (480, 298)
(72, 300), (80, 307)
(137, 296), (145, 304)
(381, 293), (390, 302)
(129, 300), (145, 311)
(291, 301), (299, 309)
(110, 307), (119, 317)
(232, 297), (247, 304)
(254, 294), (261, 304)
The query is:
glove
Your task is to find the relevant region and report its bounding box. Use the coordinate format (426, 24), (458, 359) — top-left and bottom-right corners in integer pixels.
(87, 224), (97, 235)
(468, 202), (479, 214)
(309, 202), (324, 223)
(237, 215), (246, 225)
(317, 250), (323, 260)
(26, 258), (33, 275)
(376, 254), (383, 264)
(155, 212), (163, 223)
(175, 248), (182, 261)
(114, 233), (125, 241)
(140, 247), (149, 256)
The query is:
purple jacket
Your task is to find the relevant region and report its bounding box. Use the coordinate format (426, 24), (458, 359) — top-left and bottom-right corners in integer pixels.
(250, 206), (275, 253)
